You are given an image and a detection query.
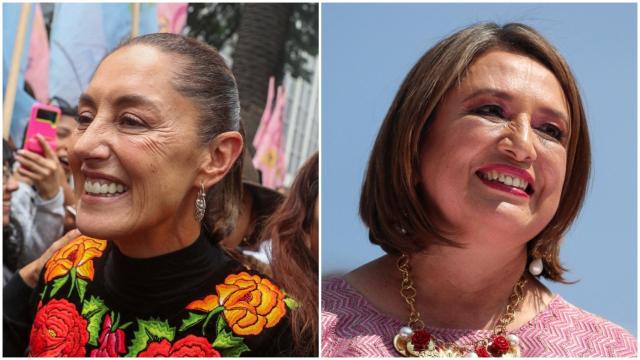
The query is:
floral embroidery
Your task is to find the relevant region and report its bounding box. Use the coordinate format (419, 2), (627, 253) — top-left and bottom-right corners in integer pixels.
(138, 335), (221, 357)
(185, 272), (287, 336)
(31, 238), (286, 357)
(29, 299), (89, 357)
(44, 236), (107, 283)
(43, 236), (107, 301)
(90, 313), (129, 357)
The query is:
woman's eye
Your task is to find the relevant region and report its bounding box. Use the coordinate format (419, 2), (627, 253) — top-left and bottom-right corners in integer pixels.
(472, 104), (505, 118)
(537, 123), (564, 141)
(119, 115), (146, 128)
(75, 114), (94, 129)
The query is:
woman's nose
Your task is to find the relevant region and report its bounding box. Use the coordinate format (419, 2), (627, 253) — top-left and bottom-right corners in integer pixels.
(497, 115), (537, 163)
(6, 174), (19, 193)
(72, 120), (110, 161)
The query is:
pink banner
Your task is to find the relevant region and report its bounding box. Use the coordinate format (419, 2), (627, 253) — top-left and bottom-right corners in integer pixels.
(24, 4), (49, 102)
(157, 3), (188, 34)
(253, 84), (287, 189)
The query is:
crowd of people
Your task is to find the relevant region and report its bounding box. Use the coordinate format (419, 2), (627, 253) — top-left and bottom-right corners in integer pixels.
(3, 33), (318, 357)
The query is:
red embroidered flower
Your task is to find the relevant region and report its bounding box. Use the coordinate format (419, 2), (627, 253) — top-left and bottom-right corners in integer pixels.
(139, 335), (220, 357)
(29, 299), (89, 357)
(90, 314), (126, 357)
(489, 335), (510, 356)
(411, 330), (431, 351)
(475, 346), (491, 357)
(139, 339), (172, 357)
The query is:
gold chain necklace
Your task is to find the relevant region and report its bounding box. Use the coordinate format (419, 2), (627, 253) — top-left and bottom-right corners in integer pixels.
(393, 254), (527, 357)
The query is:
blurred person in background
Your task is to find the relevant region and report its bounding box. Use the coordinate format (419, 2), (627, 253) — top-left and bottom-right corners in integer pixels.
(220, 155), (284, 276)
(266, 152), (319, 356)
(49, 96), (79, 232)
(5, 132), (64, 283)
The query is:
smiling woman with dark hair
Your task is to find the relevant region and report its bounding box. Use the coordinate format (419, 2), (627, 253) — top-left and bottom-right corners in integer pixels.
(6, 33), (300, 357)
(321, 22), (636, 357)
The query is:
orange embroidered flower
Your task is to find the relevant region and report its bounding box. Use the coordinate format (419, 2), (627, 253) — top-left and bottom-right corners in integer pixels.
(216, 272), (286, 336)
(44, 236), (107, 283)
(185, 294), (219, 312)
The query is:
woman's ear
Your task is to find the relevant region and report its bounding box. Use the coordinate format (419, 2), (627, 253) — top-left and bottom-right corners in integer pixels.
(198, 131), (244, 188)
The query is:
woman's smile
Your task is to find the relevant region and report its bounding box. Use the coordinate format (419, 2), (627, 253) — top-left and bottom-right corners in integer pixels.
(419, 50), (568, 241)
(476, 164), (535, 199)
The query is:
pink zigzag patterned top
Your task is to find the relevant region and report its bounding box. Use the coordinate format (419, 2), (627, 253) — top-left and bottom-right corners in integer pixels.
(322, 277), (637, 357)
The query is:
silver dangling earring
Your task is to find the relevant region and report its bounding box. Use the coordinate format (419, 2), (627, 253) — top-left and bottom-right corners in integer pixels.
(194, 182), (206, 222)
(529, 258), (544, 276)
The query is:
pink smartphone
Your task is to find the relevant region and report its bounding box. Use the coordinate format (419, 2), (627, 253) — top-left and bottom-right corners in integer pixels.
(23, 103), (60, 155)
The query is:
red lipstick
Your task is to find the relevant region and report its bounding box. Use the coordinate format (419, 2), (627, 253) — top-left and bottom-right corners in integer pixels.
(476, 164), (535, 198)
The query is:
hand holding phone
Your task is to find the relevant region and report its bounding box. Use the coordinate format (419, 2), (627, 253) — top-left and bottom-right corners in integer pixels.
(15, 134), (63, 200)
(23, 103), (60, 156)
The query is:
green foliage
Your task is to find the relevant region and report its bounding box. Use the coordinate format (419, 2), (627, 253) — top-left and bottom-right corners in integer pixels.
(76, 278), (88, 304)
(49, 274), (69, 298)
(216, 315), (226, 335)
(178, 312), (206, 332)
(126, 318), (176, 357)
(212, 327), (244, 349)
(221, 342), (250, 357)
(284, 297), (300, 310)
(186, 3), (318, 82)
(81, 296), (109, 346)
(186, 3), (243, 50)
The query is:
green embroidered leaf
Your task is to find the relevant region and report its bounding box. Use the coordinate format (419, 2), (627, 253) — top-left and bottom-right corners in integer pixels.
(81, 296), (108, 346)
(216, 314), (226, 335)
(179, 312), (206, 332)
(126, 318), (176, 357)
(284, 297), (300, 310)
(76, 278), (88, 303)
(220, 343), (250, 357)
(200, 307), (224, 335)
(49, 275), (69, 298)
(67, 267), (77, 297)
(212, 328), (244, 349)
(39, 285), (48, 301)
(120, 321), (133, 330)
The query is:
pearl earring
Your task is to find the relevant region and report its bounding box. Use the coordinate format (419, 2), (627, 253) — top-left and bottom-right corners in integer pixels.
(528, 258), (543, 276)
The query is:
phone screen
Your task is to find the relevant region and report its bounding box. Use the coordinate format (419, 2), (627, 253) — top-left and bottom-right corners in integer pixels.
(36, 109), (58, 124)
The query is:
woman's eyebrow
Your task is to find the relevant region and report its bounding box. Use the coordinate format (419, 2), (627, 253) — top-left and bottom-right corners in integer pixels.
(113, 94), (161, 114)
(78, 93), (97, 108)
(462, 88), (512, 103)
(78, 93), (161, 115)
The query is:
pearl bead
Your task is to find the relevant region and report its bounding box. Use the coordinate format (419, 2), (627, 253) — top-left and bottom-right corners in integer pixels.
(506, 334), (520, 346)
(399, 326), (414, 338)
(465, 352), (478, 357)
(529, 258), (543, 276)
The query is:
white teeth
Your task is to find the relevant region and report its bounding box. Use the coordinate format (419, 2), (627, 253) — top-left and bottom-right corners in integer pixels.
(480, 171), (529, 191)
(84, 180), (127, 196)
(504, 176), (513, 186)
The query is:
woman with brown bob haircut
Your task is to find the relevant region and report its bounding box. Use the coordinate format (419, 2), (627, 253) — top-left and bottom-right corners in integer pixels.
(322, 22), (636, 357)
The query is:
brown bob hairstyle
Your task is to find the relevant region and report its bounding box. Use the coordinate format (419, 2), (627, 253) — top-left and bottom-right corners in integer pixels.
(359, 22), (591, 283)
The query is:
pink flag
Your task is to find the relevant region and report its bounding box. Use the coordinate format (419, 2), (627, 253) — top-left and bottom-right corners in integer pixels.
(253, 85), (287, 189)
(253, 76), (276, 149)
(157, 3), (188, 34)
(24, 4), (49, 102)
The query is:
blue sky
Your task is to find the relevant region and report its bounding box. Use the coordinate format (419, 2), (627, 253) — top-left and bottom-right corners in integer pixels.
(321, 3), (637, 336)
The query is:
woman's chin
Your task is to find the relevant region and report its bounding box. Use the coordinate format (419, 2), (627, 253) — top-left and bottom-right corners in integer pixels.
(76, 214), (127, 241)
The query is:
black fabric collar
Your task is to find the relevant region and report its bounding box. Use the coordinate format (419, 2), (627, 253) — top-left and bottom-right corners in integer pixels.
(103, 232), (232, 315)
